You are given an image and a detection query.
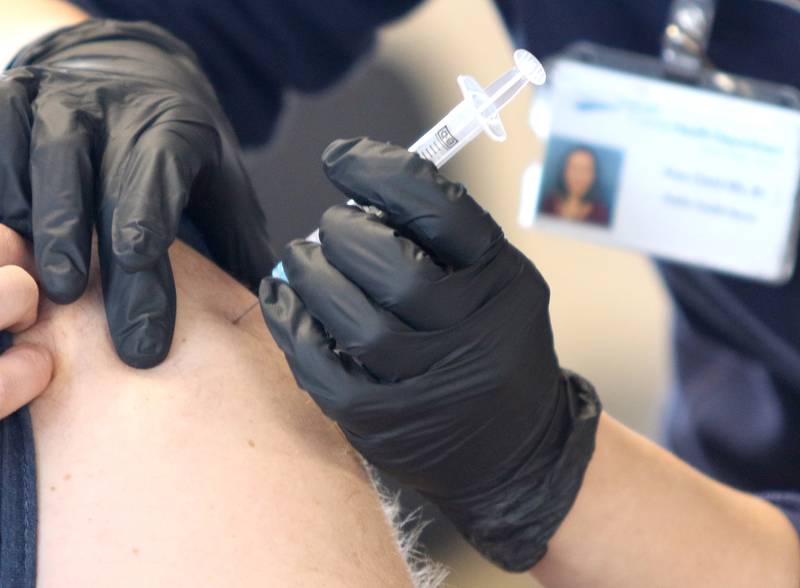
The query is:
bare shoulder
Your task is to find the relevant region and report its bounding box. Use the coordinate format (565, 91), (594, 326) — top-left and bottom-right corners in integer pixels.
(20, 241), (413, 587)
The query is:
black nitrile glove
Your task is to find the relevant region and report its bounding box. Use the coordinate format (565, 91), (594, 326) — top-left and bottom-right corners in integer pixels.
(0, 20), (274, 368)
(260, 138), (602, 571)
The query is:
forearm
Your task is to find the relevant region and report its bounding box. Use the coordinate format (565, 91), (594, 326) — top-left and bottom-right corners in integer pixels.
(533, 413), (800, 587)
(0, 0), (87, 67)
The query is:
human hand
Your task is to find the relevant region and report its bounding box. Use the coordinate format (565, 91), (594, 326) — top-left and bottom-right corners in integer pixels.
(1, 19), (274, 368)
(0, 224), (53, 418)
(260, 138), (601, 571)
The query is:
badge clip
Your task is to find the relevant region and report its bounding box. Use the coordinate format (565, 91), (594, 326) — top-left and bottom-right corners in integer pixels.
(661, 0), (717, 82)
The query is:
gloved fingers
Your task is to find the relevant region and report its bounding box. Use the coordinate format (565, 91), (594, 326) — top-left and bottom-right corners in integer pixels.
(113, 118), (220, 271)
(320, 204), (497, 330)
(259, 277), (373, 421)
(0, 74), (34, 237)
(322, 137), (504, 269)
(0, 343), (54, 419)
(101, 254), (177, 368)
(29, 99), (94, 304)
(282, 240), (444, 381)
(97, 212), (176, 368)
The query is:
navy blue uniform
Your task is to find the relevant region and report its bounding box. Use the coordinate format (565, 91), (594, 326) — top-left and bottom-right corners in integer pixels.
(69, 0), (800, 534)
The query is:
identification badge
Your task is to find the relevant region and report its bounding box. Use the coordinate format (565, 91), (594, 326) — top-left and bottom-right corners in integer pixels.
(519, 43), (800, 283)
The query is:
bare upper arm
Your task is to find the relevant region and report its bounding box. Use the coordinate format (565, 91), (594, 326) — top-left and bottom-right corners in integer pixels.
(18, 240), (414, 587)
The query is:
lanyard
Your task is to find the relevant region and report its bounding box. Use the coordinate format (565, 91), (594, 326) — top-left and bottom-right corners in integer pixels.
(661, 0), (718, 80)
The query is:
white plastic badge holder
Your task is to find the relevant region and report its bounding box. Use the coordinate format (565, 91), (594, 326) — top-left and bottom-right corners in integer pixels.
(520, 42), (800, 284)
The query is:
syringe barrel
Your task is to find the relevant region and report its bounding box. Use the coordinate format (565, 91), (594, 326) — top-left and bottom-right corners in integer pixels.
(408, 101), (482, 167)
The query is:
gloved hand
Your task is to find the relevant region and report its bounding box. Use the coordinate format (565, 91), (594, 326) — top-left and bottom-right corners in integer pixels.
(260, 138), (601, 571)
(0, 20), (274, 368)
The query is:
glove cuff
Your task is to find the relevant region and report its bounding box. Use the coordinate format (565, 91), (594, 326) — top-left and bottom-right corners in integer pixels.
(435, 370), (601, 572)
(8, 18), (200, 72)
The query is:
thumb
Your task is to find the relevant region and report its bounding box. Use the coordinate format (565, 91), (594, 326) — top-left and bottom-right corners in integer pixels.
(0, 343), (54, 418)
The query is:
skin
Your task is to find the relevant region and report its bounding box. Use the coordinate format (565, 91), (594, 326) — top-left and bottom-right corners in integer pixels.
(532, 414), (800, 587)
(0, 226), (54, 417)
(2, 4), (798, 586)
(3, 224), (414, 587)
(557, 149), (597, 221)
(0, 2), (89, 410)
(0, 0), (87, 66)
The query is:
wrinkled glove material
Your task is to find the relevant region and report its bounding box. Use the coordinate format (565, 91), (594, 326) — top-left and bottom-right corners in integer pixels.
(1, 19), (274, 368)
(260, 137), (601, 571)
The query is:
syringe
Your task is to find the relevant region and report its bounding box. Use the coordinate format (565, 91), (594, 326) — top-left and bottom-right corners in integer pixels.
(273, 49), (545, 281)
(409, 49), (546, 166)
